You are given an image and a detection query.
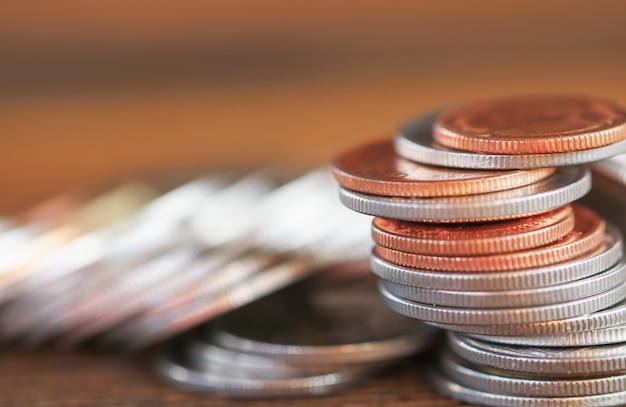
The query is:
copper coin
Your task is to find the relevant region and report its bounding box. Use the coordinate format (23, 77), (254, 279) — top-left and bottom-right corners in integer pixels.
(331, 139), (555, 197)
(372, 205), (574, 256)
(434, 95), (626, 154)
(375, 204), (604, 272)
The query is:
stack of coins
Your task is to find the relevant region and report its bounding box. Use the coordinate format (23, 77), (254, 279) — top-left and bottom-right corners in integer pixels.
(155, 272), (440, 398)
(332, 95), (626, 405)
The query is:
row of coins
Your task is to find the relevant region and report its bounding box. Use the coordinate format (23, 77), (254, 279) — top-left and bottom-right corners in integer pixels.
(0, 169), (376, 354)
(332, 95), (626, 406)
(155, 273), (440, 398)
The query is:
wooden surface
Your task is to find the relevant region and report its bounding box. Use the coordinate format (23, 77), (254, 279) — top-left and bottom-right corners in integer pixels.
(2, 2), (626, 405)
(0, 349), (457, 407)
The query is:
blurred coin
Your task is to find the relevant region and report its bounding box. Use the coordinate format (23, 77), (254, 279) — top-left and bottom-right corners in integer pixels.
(372, 205), (574, 256)
(339, 166), (590, 222)
(434, 95), (626, 154)
(396, 112), (626, 169)
(369, 225), (622, 290)
(208, 276), (439, 365)
(154, 344), (373, 398)
(331, 139), (553, 197)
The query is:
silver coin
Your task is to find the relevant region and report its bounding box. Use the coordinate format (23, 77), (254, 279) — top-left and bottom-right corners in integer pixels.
(380, 281), (626, 325)
(209, 276), (439, 365)
(339, 166), (590, 222)
(381, 260), (626, 309)
(430, 297), (626, 336)
(186, 339), (363, 376)
(396, 112), (626, 169)
(123, 253), (349, 350)
(449, 332), (626, 377)
(432, 370), (626, 407)
(591, 154), (626, 185)
(369, 227), (622, 291)
(100, 250), (289, 348)
(440, 350), (626, 397)
(154, 345), (372, 398)
(57, 245), (250, 349)
(468, 323), (626, 347)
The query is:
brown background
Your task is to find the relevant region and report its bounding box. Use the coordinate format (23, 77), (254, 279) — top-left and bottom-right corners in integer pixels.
(2, 1), (626, 405)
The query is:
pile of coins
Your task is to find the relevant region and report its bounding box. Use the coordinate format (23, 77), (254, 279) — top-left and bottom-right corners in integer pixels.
(0, 169), (374, 351)
(332, 95), (626, 405)
(155, 274), (440, 398)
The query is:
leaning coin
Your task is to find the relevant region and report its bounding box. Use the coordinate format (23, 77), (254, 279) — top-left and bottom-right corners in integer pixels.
(372, 205), (574, 256)
(440, 350), (626, 397)
(123, 253), (354, 350)
(210, 276), (439, 365)
(449, 332), (626, 377)
(369, 225), (622, 290)
(432, 370), (626, 407)
(339, 166), (590, 222)
(154, 345), (373, 398)
(381, 260), (626, 308)
(379, 281), (626, 325)
(434, 95), (626, 154)
(331, 139), (553, 197)
(395, 111), (626, 169)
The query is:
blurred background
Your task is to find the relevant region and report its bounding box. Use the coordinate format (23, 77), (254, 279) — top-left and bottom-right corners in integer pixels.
(2, 0), (626, 211)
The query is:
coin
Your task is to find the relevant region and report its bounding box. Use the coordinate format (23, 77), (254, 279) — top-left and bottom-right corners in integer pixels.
(448, 332), (626, 377)
(155, 344), (373, 398)
(208, 276), (439, 365)
(339, 166), (590, 222)
(380, 281), (626, 325)
(375, 204), (604, 272)
(369, 225), (622, 290)
(440, 350), (626, 397)
(395, 112), (626, 169)
(331, 139), (554, 197)
(382, 260), (625, 308)
(372, 205), (574, 256)
(467, 322), (626, 347)
(434, 95), (626, 154)
(432, 370), (626, 407)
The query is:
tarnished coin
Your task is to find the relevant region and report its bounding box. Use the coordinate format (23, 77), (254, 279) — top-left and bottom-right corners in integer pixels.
(339, 166), (590, 222)
(395, 112), (626, 169)
(372, 205), (574, 256)
(209, 276), (439, 365)
(440, 350), (626, 397)
(434, 95), (626, 154)
(448, 332), (626, 377)
(369, 226), (622, 290)
(380, 281), (626, 325)
(432, 370), (626, 407)
(331, 139), (554, 197)
(382, 260), (626, 308)
(375, 204), (604, 272)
